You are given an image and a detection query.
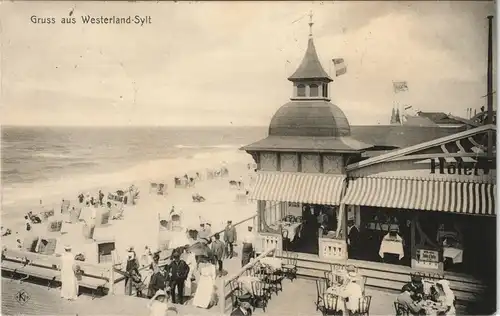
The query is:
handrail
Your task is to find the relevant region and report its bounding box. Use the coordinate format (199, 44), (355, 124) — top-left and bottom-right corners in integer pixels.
(218, 247), (276, 314)
(158, 214), (258, 263)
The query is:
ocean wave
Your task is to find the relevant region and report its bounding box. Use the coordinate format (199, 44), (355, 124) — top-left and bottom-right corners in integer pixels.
(174, 144), (243, 149)
(33, 152), (77, 159)
(1, 149), (254, 211)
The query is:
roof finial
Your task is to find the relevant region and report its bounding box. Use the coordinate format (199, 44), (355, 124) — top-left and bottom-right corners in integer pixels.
(308, 10), (314, 37)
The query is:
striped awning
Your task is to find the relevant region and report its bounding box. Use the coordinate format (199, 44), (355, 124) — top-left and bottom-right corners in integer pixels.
(249, 172), (346, 205)
(343, 177), (496, 216)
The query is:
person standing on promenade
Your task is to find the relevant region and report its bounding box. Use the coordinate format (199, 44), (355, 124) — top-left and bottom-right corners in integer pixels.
(241, 226), (255, 267)
(168, 250), (190, 304)
(60, 245), (79, 300)
(224, 220), (237, 259)
(211, 233), (225, 276)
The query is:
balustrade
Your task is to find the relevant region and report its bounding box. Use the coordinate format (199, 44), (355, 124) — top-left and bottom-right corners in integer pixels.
(319, 238), (347, 260)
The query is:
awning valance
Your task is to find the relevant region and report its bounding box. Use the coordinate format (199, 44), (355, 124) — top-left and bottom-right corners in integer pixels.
(343, 177), (496, 216)
(249, 172), (346, 205)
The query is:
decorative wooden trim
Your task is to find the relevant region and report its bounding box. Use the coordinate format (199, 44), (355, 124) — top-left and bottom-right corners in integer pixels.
(297, 153), (302, 172)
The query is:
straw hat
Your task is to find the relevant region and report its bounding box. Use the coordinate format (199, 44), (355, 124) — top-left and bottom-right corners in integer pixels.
(348, 271), (358, 278)
(155, 289), (167, 298)
(64, 245), (72, 251)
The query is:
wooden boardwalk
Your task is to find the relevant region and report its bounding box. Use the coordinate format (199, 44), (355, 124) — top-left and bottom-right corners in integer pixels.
(1, 245), (470, 315)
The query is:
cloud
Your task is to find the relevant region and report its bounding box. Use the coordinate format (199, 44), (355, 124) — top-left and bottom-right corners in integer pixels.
(0, 1), (495, 126)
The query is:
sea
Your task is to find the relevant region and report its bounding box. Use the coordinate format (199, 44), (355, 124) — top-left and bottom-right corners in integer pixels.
(1, 126), (267, 214)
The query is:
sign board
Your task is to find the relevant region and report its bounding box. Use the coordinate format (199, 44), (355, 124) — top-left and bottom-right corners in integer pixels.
(418, 248), (439, 263)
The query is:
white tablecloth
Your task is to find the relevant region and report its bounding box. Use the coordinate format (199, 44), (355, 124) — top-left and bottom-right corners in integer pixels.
(379, 237), (404, 260)
(259, 257), (282, 270)
(281, 222), (302, 241)
(443, 247), (463, 264)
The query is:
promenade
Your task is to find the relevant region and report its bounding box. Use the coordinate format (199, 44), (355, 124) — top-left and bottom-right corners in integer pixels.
(2, 248), (402, 316)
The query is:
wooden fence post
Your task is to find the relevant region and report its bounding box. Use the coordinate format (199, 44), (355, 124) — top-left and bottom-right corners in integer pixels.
(219, 278), (226, 314)
(109, 251), (116, 294)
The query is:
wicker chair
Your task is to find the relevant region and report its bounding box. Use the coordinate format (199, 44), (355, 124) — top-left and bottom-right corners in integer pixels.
(394, 302), (410, 316)
(354, 295), (372, 316)
(320, 293), (342, 316)
(251, 281), (269, 312)
(324, 271), (336, 287)
(315, 278), (328, 311)
(282, 252), (298, 281)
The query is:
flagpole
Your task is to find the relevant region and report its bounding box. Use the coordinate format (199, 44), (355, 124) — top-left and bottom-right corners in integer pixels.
(487, 15), (493, 157)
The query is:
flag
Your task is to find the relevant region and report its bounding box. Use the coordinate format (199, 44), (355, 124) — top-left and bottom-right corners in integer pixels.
(332, 58), (347, 77)
(393, 81), (409, 93)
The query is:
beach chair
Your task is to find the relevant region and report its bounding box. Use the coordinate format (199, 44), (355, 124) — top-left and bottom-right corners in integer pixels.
(149, 182), (158, 193)
(60, 200), (71, 214)
(157, 183), (166, 195)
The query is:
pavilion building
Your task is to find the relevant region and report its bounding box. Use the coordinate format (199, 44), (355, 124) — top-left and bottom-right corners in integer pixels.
(241, 16), (496, 309)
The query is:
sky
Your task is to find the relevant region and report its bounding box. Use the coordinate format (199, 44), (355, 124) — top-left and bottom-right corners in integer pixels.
(0, 1), (496, 127)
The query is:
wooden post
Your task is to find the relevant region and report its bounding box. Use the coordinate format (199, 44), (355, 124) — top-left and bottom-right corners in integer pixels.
(109, 250), (116, 295)
(410, 216), (416, 268)
(218, 278), (226, 314)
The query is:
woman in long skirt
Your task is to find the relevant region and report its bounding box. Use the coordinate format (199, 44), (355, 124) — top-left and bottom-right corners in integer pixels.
(60, 245), (79, 300)
(192, 256), (217, 308)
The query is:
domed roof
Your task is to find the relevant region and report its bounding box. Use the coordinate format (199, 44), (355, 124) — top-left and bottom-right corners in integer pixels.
(269, 101), (351, 137)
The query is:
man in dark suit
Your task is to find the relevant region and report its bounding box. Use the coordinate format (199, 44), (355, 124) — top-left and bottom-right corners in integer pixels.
(211, 233), (225, 276)
(167, 250), (190, 304)
(347, 220), (360, 258)
(224, 220), (237, 258)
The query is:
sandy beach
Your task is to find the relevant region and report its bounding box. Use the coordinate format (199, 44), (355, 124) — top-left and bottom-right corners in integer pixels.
(2, 150), (258, 263)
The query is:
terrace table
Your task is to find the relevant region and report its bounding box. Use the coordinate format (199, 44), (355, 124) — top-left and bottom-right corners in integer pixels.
(379, 234), (404, 260)
(420, 300), (448, 315)
(281, 222), (302, 241)
(443, 247), (463, 264)
(259, 257), (282, 270)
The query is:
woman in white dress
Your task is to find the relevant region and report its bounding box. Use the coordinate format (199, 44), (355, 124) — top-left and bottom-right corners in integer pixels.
(182, 246), (197, 297)
(60, 245), (79, 300)
(436, 279), (456, 316)
(192, 256), (217, 308)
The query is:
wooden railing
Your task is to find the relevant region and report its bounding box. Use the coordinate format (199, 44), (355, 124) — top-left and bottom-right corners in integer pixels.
(1, 248), (112, 293)
(155, 214), (258, 267)
(218, 247), (276, 314)
(319, 238), (347, 260)
(256, 232), (282, 254)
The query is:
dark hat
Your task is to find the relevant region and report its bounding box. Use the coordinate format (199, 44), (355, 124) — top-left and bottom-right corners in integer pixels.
(402, 284), (413, 293)
(411, 275), (423, 283)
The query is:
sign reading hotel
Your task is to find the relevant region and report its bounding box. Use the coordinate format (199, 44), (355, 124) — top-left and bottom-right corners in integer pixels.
(429, 158), (494, 176)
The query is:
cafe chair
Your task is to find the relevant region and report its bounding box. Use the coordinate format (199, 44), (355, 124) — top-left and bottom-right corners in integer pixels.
(324, 271), (336, 287)
(353, 295), (371, 316)
(331, 263), (345, 272)
(282, 252), (298, 281)
(266, 267), (284, 295)
(394, 302), (410, 316)
(315, 278), (328, 311)
(251, 281), (269, 312)
(320, 293), (342, 316)
(230, 280), (247, 308)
